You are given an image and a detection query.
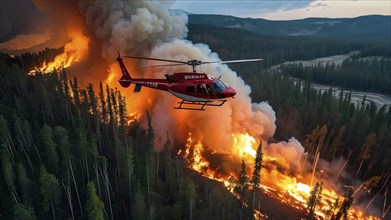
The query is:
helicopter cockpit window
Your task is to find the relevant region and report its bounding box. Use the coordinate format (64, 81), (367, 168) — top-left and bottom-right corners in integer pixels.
(212, 80), (227, 93)
(196, 84), (207, 94)
(186, 86), (195, 93)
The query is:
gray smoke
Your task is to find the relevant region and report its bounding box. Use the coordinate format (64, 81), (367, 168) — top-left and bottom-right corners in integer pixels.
(0, 0), (46, 42)
(78, 0), (188, 59)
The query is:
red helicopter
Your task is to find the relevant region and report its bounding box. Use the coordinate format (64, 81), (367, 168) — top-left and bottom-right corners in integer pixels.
(116, 52), (262, 110)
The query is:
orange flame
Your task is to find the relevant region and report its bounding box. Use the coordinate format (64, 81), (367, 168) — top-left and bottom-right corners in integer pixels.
(232, 133), (257, 158)
(29, 32), (89, 75)
(126, 113), (140, 125)
(181, 133), (379, 220)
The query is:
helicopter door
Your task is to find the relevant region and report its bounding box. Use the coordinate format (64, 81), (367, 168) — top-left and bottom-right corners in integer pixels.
(196, 84), (207, 94)
(206, 83), (214, 95)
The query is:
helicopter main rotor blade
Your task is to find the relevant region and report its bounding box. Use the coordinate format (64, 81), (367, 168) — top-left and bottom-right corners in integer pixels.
(123, 56), (187, 64)
(143, 63), (188, 67)
(202, 59), (263, 64)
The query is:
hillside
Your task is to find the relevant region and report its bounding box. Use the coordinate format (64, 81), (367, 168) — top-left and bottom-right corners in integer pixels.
(189, 14), (391, 44)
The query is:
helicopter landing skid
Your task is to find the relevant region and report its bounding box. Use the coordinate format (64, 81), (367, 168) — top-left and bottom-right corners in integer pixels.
(174, 100), (227, 111)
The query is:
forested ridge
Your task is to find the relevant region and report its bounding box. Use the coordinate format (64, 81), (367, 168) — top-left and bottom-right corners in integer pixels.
(280, 50), (391, 95)
(0, 57), (248, 219)
(0, 23), (390, 220)
(188, 23), (391, 196)
(188, 24), (370, 68)
(188, 14), (391, 45)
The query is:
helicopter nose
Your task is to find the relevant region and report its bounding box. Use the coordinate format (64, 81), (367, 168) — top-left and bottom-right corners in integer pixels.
(226, 88), (236, 97)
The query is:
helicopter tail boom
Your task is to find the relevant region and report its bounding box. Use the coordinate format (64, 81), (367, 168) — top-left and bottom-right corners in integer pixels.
(117, 51), (132, 88)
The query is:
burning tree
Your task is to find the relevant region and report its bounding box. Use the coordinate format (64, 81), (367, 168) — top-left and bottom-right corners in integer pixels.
(235, 160), (248, 203)
(234, 160), (248, 220)
(251, 141), (263, 218)
(333, 188), (354, 220)
(307, 182), (323, 220)
(326, 198), (340, 220)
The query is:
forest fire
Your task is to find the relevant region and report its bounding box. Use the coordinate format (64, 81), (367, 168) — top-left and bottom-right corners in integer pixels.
(28, 32), (89, 75)
(180, 133), (379, 220)
(6, 1), (385, 219)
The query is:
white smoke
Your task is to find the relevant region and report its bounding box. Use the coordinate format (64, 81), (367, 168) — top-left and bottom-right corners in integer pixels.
(147, 40), (276, 151)
(265, 138), (305, 172)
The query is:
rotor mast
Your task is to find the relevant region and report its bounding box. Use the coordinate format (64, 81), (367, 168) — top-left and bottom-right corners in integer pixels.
(187, 60), (202, 72)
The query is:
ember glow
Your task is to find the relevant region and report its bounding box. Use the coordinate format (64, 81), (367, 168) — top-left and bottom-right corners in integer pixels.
(180, 133), (379, 220)
(126, 113), (140, 125)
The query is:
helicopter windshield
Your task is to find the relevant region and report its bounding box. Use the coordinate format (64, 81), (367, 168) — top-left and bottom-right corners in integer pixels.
(212, 80), (227, 93)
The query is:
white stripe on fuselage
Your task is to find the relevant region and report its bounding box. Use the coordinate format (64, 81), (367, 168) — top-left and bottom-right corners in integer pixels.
(168, 90), (212, 102)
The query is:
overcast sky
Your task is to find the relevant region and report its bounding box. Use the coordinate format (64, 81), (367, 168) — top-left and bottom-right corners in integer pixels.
(171, 0), (391, 20)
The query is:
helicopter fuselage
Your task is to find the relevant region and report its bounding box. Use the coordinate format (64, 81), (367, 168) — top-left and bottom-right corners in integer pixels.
(116, 52), (238, 109)
(120, 72), (236, 102)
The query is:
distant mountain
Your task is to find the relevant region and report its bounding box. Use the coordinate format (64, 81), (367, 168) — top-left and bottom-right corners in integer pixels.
(188, 14), (391, 44)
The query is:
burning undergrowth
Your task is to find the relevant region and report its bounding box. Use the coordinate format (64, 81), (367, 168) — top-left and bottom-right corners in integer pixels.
(178, 132), (381, 219)
(4, 0), (384, 219)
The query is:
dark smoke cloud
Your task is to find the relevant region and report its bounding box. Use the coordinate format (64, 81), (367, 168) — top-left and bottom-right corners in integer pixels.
(0, 0), (46, 42)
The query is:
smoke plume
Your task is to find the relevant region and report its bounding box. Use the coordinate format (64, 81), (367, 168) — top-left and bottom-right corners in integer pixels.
(32, 0), (277, 150)
(78, 0), (188, 59)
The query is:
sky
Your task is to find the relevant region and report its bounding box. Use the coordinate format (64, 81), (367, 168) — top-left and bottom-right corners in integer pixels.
(171, 0), (391, 20)
(0, 0), (390, 45)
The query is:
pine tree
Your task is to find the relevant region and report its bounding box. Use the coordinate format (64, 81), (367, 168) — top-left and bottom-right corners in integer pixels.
(307, 182), (323, 220)
(53, 126), (72, 177)
(146, 110), (155, 147)
(40, 125), (59, 174)
(305, 125), (320, 154)
(13, 203), (37, 220)
(181, 177), (197, 220)
(164, 134), (174, 192)
(71, 77), (80, 109)
(39, 165), (61, 219)
(87, 84), (98, 115)
(99, 82), (107, 123)
(317, 125), (328, 152)
(117, 92), (127, 140)
(251, 141), (263, 217)
(334, 188), (353, 220)
(328, 125), (346, 159)
(327, 198), (339, 220)
(145, 110), (156, 207)
(235, 160), (248, 220)
(132, 183), (147, 220)
(86, 181), (105, 220)
(356, 133), (376, 176)
(0, 115), (14, 163)
(16, 163), (32, 205)
(106, 84), (113, 125)
(235, 160), (248, 203)
(1, 149), (17, 202)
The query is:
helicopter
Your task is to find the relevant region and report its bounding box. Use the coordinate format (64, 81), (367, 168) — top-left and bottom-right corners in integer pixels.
(116, 51), (262, 110)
